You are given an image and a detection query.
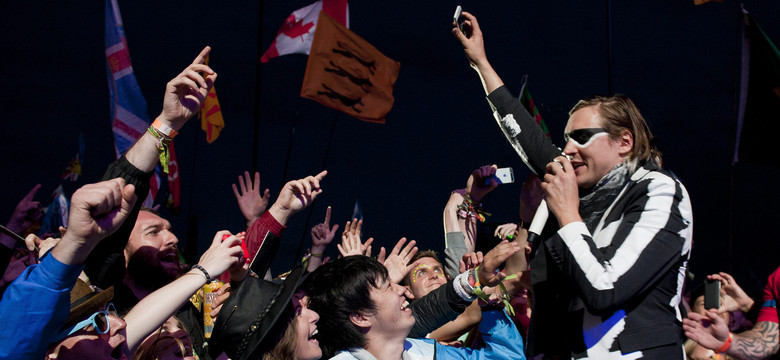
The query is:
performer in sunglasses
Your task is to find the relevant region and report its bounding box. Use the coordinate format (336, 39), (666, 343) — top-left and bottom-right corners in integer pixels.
(453, 11), (693, 360)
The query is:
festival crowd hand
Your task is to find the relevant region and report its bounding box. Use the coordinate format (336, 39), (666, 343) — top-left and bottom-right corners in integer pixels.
(683, 310), (731, 351)
(710, 272), (755, 313)
(232, 171), (271, 226)
(477, 240), (521, 287)
(24, 233), (60, 258)
(460, 251), (483, 274)
(466, 164), (498, 202)
(337, 219), (373, 257)
(311, 206), (339, 253)
(268, 171), (327, 224)
(66, 178), (137, 245)
(6, 184), (44, 233)
(494, 223), (519, 241)
(198, 231), (244, 283)
(382, 237), (418, 284)
(157, 46), (217, 130)
(50, 178), (137, 265)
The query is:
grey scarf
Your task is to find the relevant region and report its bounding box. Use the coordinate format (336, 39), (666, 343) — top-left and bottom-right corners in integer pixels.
(578, 163), (630, 233)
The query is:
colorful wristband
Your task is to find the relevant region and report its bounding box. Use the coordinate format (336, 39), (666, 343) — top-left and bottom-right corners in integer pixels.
(714, 332), (733, 354)
(152, 118), (179, 138)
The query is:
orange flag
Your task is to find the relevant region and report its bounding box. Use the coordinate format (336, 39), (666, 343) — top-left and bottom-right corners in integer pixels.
(200, 56), (224, 143)
(301, 12), (400, 123)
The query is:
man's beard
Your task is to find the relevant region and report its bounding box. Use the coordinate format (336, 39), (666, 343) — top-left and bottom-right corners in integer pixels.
(126, 246), (185, 291)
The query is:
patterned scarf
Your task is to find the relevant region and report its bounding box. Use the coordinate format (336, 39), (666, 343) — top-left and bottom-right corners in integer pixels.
(579, 163), (630, 233)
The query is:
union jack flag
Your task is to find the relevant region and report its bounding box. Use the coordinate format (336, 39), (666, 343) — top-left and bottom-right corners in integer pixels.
(105, 0), (175, 207)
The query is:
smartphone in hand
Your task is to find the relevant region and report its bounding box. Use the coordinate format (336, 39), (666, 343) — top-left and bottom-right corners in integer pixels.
(485, 167), (515, 185)
(704, 279), (721, 310)
(453, 5), (468, 37)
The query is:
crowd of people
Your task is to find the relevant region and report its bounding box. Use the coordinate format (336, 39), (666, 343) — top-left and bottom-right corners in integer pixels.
(0, 11), (777, 360)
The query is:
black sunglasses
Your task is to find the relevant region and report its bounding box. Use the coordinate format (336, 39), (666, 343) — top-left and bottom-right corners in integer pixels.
(563, 128), (609, 147)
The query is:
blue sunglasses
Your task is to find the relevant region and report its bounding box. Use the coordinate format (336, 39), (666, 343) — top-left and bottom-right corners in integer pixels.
(56, 302), (119, 340)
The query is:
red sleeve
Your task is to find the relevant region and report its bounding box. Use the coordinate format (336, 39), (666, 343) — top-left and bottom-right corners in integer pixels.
(756, 266), (780, 323)
(245, 212), (285, 261)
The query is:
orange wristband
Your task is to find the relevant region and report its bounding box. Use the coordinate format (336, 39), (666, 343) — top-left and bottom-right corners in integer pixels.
(152, 118), (179, 138)
(714, 332), (733, 354)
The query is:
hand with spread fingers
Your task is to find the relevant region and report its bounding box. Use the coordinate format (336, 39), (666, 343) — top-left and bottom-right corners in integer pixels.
(382, 237), (418, 284)
(337, 219), (373, 257)
(232, 171), (271, 227)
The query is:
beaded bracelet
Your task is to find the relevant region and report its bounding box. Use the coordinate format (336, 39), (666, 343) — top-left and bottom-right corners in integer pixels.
(192, 264), (212, 283)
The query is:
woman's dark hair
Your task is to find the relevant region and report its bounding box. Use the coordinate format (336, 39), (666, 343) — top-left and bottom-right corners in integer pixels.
(303, 256), (389, 359)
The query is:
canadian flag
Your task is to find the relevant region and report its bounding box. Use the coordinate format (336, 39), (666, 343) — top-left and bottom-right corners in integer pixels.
(260, 0), (349, 63)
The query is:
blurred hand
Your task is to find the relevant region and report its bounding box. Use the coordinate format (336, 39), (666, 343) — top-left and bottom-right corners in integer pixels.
(6, 184), (43, 233)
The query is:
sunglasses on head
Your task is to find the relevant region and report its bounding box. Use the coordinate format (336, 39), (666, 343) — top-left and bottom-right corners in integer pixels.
(60, 302), (119, 339)
(564, 128), (609, 148)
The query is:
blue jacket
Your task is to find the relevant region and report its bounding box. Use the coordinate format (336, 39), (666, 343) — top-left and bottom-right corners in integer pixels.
(331, 310), (525, 360)
(0, 255), (81, 360)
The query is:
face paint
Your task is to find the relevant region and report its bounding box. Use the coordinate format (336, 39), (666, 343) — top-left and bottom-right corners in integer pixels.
(563, 128), (610, 148)
(411, 264), (444, 283)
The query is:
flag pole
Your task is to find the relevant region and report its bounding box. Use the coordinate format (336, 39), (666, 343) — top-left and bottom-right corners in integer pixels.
(292, 111), (339, 269)
(184, 122), (200, 266)
(252, 0), (266, 174)
(605, 0), (614, 95)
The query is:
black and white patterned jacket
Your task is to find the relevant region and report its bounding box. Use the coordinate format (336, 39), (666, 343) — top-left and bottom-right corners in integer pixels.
(487, 86), (693, 359)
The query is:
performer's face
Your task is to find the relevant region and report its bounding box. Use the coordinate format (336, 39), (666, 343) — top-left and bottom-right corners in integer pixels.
(563, 106), (626, 189)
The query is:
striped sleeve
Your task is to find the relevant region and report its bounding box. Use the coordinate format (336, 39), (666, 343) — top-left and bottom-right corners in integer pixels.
(543, 171), (693, 312)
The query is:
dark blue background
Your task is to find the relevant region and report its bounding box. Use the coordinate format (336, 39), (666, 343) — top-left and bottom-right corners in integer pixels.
(2, 1), (778, 295)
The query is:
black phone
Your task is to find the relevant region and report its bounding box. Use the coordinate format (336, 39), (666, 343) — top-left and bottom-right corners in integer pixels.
(704, 279), (721, 310)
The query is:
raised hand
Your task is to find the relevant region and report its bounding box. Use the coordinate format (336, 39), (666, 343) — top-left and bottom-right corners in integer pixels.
(198, 231), (244, 281)
(466, 164), (498, 202)
(382, 237), (418, 284)
(232, 171), (271, 226)
(51, 178), (137, 265)
(311, 206), (339, 251)
(710, 272), (754, 313)
(157, 46), (217, 130)
(451, 11), (487, 68)
(6, 184), (43, 233)
(268, 171), (327, 225)
(477, 240), (521, 287)
(337, 219), (373, 257)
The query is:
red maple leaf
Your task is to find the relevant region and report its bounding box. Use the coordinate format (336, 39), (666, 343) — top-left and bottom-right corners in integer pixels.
(281, 14), (314, 40)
